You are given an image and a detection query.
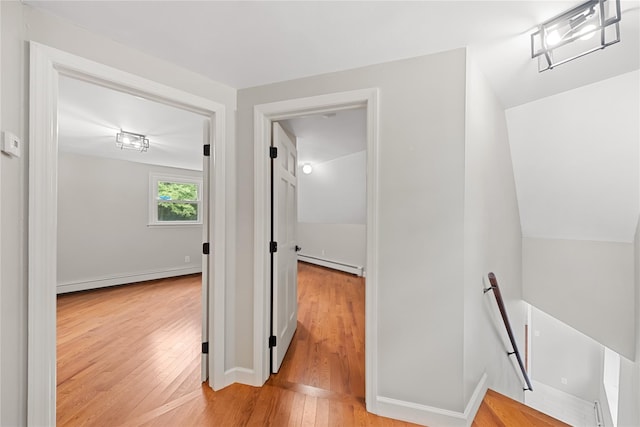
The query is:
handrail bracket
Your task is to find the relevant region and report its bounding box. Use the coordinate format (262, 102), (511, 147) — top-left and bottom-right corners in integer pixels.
(483, 285), (497, 294)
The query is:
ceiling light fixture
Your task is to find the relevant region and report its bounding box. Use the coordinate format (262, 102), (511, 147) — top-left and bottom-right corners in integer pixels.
(531, 0), (621, 72)
(115, 130), (149, 152)
(302, 163), (313, 174)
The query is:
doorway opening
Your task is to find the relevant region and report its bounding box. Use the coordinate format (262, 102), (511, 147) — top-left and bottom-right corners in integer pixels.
(54, 74), (209, 423)
(279, 108), (367, 279)
(269, 108), (367, 385)
(28, 42), (227, 425)
(252, 88), (379, 412)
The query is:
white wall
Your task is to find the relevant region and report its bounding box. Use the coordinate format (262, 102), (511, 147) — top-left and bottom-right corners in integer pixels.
(463, 54), (525, 406)
(599, 374), (616, 427)
(523, 237), (635, 360)
(297, 223), (366, 270)
(238, 49), (469, 423)
(529, 306), (603, 402)
(505, 71), (639, 243)
(297, 150), (366, 270)
(57, 152), (202, 292)
(617, 356), (637, 427)
(0, 2), (236, 424)
(526, 379), (605, 427)
(298, 150), (366, 224)
(1, 3), (28, 423)
(617, 217), (640, 427)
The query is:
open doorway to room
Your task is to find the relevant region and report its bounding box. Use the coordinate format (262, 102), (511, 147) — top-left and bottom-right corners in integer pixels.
(281, 109), (367, 278)
(28, 43), (227, 426)
(268, 108), (368, 397)
(54, 75), (209, 424)
(252, 89), (379, 414)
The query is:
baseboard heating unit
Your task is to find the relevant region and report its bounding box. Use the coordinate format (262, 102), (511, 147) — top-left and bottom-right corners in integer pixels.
(298, 254), (364, 277)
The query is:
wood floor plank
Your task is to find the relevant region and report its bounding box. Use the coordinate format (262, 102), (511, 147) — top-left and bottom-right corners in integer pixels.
(301, 395), (318, 426)
(245, 386), (279, 426)
(314, 396), (330, 426)
(472, 400), (507, 427)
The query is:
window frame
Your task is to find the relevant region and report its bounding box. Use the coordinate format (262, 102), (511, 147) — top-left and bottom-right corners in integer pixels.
(149, 173), (203, 226)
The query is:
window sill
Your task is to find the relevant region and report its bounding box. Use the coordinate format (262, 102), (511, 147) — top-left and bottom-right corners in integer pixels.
(147, 222), (203, 229)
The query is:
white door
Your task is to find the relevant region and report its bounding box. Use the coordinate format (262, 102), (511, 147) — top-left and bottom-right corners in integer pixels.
(271, 122), (298, 373)
(201, 121), (211, 381)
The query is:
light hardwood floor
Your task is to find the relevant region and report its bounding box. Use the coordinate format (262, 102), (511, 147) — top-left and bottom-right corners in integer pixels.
(57, 263), (418, 426)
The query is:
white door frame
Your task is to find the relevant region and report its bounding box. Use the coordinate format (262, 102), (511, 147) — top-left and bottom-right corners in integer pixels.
(0, 4), (3, 424)
(253, 88), (380, 412)
(28, 42), (227, 426)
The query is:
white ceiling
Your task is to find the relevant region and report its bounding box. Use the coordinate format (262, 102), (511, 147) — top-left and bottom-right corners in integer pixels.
(58, 75), (205, 171)
(25, 1), (640, 108)
(280, 108), (366, 166)
(28, 1), (640, 242)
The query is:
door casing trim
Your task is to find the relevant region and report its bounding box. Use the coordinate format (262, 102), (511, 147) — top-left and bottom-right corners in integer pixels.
(28, 41), (227, 426)
(252, 88), (380, 413)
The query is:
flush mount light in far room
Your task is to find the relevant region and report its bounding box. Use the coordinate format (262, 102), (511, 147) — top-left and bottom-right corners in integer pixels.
(302, 163), (313, 174)
(531, 0), (621, 72)
(115, 129), (149, 152)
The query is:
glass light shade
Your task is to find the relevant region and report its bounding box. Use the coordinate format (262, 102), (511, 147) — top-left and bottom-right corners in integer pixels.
(116, 130), (149, 152)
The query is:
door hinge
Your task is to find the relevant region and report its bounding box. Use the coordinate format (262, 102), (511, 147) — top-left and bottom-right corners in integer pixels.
(269, 241), (277, 253)
(269, 146), (278, 159)
(203, 144), (211, 157)
(269, 336), (277, 348)
(203, 242), (210, 255)
(202, 342), (209, 354)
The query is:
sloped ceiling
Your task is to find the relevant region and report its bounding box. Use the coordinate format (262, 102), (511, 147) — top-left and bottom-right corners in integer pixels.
(507, 70), (639, 243)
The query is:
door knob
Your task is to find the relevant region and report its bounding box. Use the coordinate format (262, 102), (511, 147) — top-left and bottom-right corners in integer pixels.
(295, 245), (302, 252)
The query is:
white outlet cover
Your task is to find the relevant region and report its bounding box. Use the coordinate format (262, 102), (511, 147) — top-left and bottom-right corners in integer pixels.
(2, 131), (21, 158)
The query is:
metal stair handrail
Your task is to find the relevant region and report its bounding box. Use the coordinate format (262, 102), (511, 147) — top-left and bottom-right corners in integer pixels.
(485, 272), (533, 392)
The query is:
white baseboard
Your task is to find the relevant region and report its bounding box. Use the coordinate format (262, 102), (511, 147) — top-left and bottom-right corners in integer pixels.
(223, 367), (259, 387)
(298, 254), (364, 276)
(464, 373), (489, 426)
(56, 266), (202, 294)
(376, 373), (488, 427)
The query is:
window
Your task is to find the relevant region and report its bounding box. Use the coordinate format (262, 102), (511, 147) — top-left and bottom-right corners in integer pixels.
(149, 174), (202, 225)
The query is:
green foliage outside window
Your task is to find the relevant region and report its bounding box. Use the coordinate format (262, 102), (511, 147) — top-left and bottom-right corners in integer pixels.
(157, 181), (199, 221)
